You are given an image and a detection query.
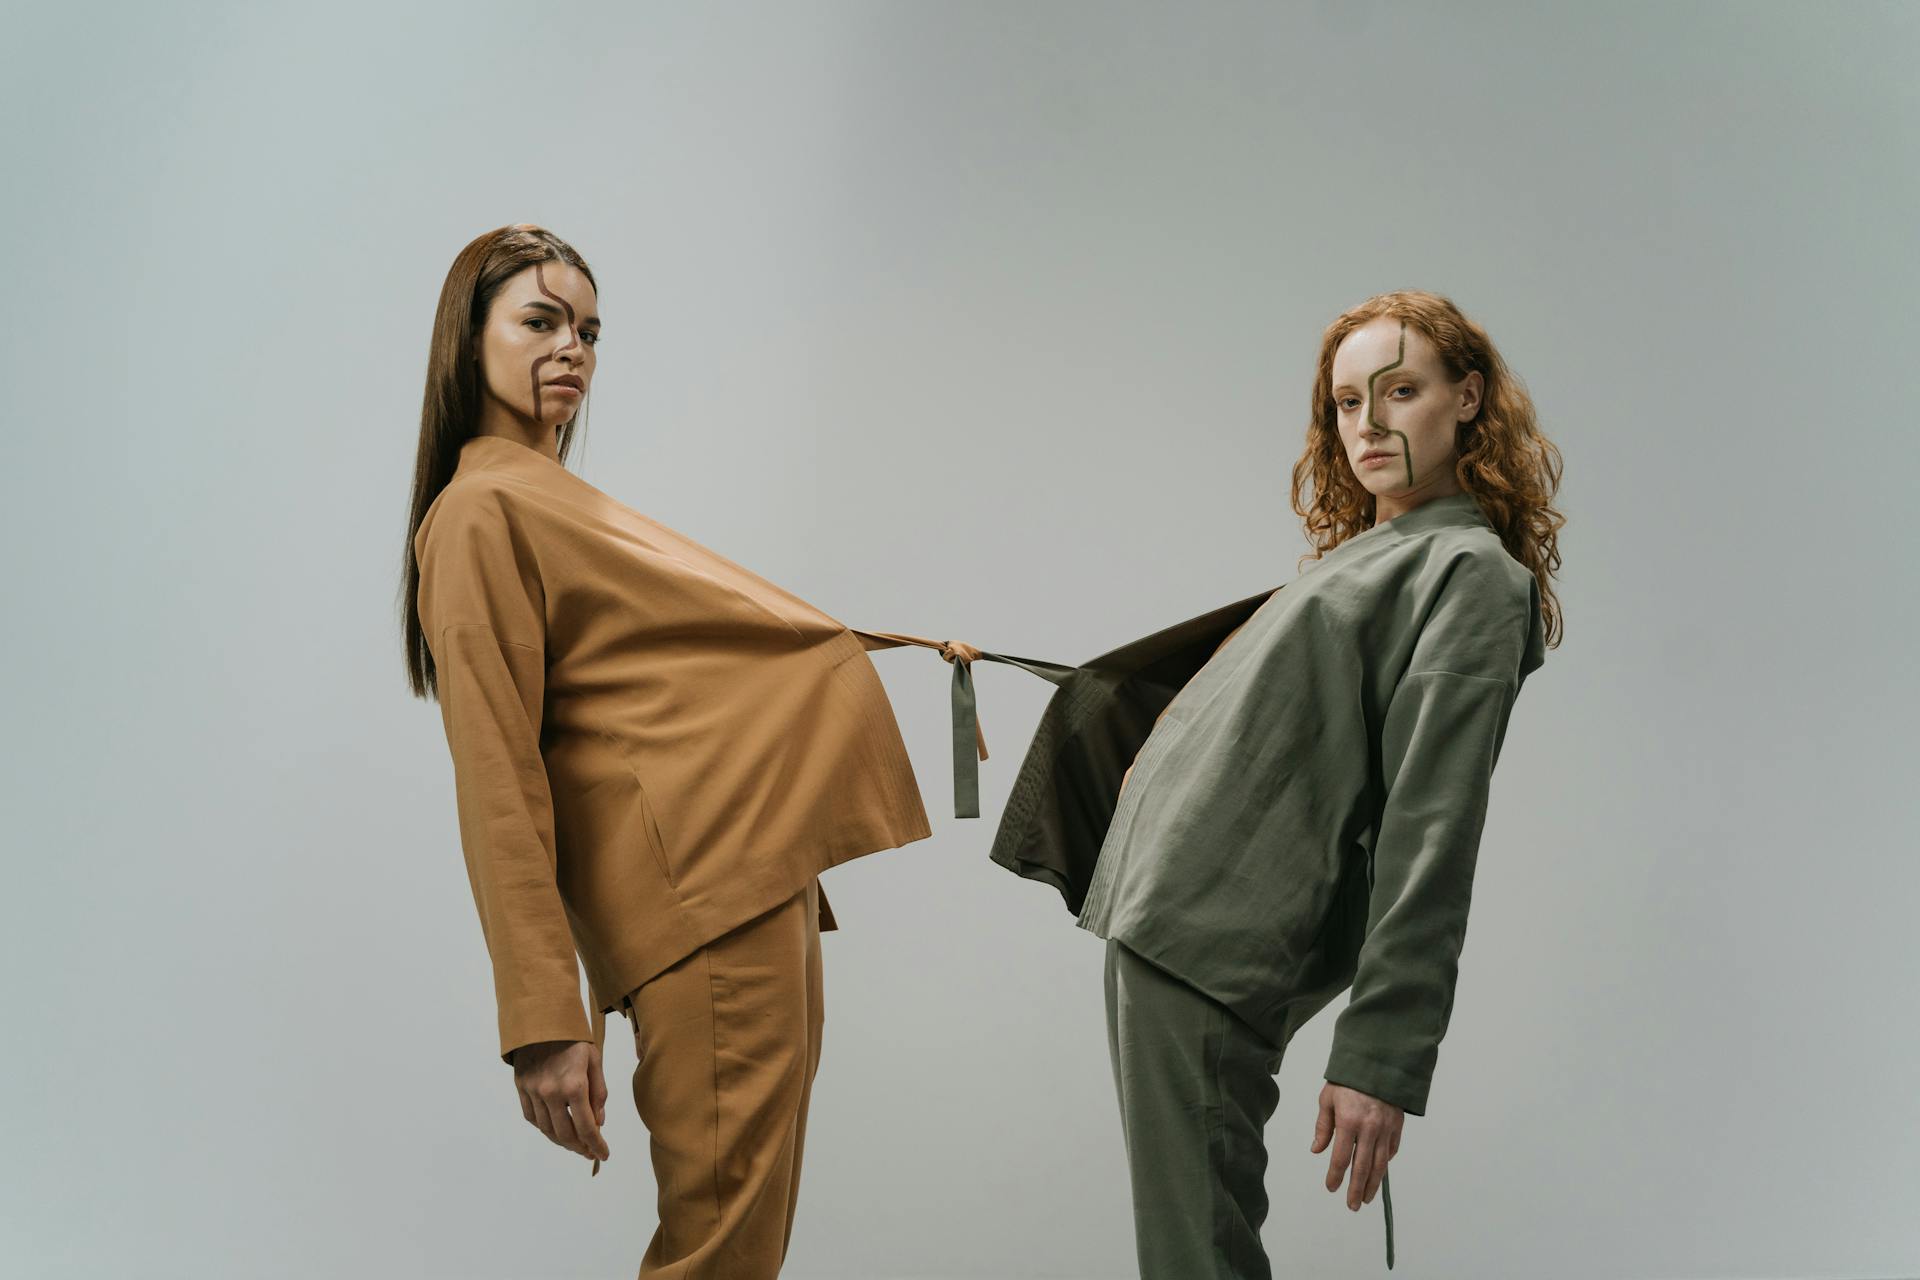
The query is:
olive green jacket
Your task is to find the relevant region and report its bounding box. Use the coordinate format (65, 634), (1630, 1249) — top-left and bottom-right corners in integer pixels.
(970, 492), (1549, 1269)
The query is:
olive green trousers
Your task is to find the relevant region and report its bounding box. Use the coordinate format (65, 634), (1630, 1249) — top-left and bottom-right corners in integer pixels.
(1104, 938), (1287, 1280)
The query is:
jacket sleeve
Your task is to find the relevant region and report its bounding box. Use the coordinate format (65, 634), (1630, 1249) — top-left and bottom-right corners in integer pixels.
(418, 493), (591, 1063)
(1323, 552), (1533, 1115)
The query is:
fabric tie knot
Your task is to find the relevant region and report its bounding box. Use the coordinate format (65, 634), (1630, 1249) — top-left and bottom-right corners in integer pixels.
(939, 638), (983, 665)
(848, 628), (1077, 819)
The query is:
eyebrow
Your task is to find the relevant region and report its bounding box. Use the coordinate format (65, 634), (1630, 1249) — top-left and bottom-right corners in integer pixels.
(520, 299), (601, 327)
(1330, 371), (1420, 394)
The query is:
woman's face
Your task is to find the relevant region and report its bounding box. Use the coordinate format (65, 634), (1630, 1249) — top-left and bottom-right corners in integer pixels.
(1330, 317), (1481, 507)
(474, 261), (600, 432)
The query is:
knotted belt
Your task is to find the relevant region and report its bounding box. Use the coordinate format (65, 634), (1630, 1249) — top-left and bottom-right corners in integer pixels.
(849, 629), (1077, 819)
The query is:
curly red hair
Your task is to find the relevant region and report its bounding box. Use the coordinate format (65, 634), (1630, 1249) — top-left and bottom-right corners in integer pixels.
(1291, 289), (1565, 647)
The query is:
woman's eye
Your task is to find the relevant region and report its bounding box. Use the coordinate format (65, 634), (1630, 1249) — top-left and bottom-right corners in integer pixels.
(524, 317), (598, 346)
(1392, 384), (1413, 396)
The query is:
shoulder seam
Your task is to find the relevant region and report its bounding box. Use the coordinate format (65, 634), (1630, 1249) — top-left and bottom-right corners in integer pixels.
(1401, 668), (1516, 688)
(436, 621), (541, 654)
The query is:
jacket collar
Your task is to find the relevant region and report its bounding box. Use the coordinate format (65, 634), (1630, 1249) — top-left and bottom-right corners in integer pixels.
(1319, 491), (1491, 563)
(456, 432), (567, 475)
(454, 433), (622, 512)
(1365, 489), (1490, 537)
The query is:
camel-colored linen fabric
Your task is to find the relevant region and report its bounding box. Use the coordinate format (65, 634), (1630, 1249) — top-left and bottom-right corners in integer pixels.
(414, 434), (932, 1062)
(618, 878), (825, 1279)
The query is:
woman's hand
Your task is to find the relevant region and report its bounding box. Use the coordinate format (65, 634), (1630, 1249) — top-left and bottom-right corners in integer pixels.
(1311, 1081), (1402, 1210)
(511, 1040), (610, 1163)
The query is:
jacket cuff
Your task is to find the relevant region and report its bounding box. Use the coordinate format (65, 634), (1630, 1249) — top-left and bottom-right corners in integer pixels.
(497, 998), (593, 1065)
(1324, 1045), (1431, 1116)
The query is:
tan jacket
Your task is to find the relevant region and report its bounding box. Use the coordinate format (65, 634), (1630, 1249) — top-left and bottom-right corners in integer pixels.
(415, 434), (948, 1062)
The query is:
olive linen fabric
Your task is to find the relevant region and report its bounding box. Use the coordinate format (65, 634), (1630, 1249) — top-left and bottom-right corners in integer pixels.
(1073, 492), (1546, 1116)
(415, 434), (946, 1065)
(1105, 936), (1299, 1280)
(987, 491), (1546, 1269)
(986, 588), (1277, 912)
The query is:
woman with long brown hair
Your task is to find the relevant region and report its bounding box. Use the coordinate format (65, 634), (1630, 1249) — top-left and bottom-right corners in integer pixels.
(398, 224), (986, 1278)
(1063, 289), (1563, 1274)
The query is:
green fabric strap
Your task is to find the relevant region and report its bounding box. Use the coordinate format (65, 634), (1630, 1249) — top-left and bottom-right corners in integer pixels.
(1383, 1166), (1395, 1268)
(851, 629), (1075, 818)
(946, 648), (1077, 817)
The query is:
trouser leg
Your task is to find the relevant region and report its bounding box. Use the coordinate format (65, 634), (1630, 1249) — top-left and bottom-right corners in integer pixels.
(1104, 937), (1286, 1280)
(623, 878), (824, 1280)
(779, 878), (825, 1258)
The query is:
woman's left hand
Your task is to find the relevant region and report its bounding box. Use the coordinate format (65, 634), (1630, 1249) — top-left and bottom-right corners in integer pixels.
(1311, 1081), (1404, 1210)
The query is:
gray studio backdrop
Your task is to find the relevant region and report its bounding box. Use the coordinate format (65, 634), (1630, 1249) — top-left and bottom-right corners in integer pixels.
(4, 2), (1915, 1277)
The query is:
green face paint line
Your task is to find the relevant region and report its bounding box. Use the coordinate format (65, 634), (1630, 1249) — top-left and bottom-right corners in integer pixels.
(527, 262), (579, 423)
(1365, 321), (1416, 490)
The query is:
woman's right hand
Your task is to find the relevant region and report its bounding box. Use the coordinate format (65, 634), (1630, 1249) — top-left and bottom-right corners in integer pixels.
(510, 1040), (610, 1163)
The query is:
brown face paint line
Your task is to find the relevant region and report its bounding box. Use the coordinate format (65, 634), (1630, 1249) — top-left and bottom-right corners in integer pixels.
(526, 262), (580, 424)
(1365, 321), (1416, 490)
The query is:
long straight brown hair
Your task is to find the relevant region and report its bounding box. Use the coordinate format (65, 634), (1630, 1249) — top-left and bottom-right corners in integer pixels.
(399, 223), (597, 698)
(1291, 289), (1566, 647)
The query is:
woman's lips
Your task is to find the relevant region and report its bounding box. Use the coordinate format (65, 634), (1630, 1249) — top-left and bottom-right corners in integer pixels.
(1359, 453), (1395, 466)
(547, 383), (582, 396)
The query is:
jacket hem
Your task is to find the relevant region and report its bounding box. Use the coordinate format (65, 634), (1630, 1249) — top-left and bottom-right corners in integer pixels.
(582, 821), (931, 1015)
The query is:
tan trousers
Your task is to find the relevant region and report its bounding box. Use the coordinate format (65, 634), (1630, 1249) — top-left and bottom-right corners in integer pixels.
(618, 877), (825, 1279)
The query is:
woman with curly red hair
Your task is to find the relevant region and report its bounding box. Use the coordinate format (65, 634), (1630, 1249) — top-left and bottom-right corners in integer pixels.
(1072, 290), (1564, 1275)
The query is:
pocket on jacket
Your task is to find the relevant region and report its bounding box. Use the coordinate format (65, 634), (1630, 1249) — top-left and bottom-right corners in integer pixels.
(551, 763), (677, 891)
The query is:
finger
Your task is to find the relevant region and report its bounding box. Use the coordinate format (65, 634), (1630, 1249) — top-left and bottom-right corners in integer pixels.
(1388, 1125), (1401, 1159)
(570, 1085), (610, 1162)
(517, 1085), (536, 1127)
(1325, 1125), (1355, 1192)
(538, 1088), (587, 1156)
(1348, 1130), (1374, 1210)
(528, 1093), (561, 1148)
(1364, 1133), (1391, 1204)
(1310, 1099), (1335, 1153)
(588, 1050), (608, 1127)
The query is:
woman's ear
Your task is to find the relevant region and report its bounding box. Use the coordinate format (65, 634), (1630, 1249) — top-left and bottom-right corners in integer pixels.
(1457, 369), (1484, 421)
